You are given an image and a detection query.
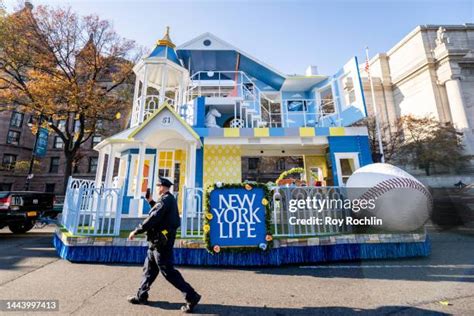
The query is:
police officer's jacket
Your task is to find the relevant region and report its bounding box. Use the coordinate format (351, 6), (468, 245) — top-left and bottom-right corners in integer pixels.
(133, 192), (181, 243)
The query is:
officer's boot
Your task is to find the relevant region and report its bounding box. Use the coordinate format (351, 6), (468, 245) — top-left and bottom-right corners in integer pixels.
(181, 294), (201, 313)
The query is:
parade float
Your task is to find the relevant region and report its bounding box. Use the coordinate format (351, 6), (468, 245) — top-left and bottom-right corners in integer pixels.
(54, 29), (431, 266)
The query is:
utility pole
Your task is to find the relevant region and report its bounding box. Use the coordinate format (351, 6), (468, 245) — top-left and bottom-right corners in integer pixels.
(365, 47), (385, 163)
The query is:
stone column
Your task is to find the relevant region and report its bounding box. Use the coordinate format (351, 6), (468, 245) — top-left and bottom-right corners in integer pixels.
(445, 78), (469, 129)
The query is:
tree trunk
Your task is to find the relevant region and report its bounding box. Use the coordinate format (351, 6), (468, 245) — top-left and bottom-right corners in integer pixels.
(63, 152), (75, 195)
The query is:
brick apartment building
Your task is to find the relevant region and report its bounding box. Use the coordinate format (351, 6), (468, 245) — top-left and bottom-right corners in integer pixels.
(0, 109), (131, 194)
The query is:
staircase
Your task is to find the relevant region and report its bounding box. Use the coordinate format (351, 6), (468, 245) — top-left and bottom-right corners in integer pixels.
(185, 71), (274, 128)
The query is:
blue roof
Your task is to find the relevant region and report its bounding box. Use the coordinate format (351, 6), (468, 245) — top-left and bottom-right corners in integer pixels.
(177, 49), (285, 90)
(149, 45), (182, 66)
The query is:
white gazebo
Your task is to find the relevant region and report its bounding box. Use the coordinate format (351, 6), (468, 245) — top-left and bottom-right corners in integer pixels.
(130, 27), (190, 128)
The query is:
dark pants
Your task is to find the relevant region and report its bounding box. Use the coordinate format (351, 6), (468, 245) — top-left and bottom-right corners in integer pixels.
(137, 236), (198, 302)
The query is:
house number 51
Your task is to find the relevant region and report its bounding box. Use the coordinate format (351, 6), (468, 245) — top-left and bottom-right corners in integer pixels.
(161, 116), (172, 126)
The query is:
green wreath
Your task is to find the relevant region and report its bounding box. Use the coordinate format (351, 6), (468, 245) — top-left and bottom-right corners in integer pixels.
(203, 182), (274, 254)
(276, 167), (318, 185)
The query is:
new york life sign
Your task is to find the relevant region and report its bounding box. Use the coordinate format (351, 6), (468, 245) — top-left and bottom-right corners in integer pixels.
(209, 187), (266, 247)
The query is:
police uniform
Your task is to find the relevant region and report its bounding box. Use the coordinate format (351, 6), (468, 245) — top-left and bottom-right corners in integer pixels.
(129, 177), (200, 312)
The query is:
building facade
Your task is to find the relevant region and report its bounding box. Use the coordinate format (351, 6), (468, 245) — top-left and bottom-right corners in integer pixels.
(361, 24), (474, 165)
(0, 110), (130, 194)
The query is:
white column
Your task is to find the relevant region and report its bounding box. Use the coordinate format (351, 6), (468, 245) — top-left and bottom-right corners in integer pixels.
(138, 65), (148, 124)
(104, 145), (116, 188)
(116, 157), (126, 188)
(159, 66), (169, 105)
(94, 150), (106, 188)
(152, 151), (160, 201)
(445, 78), (469, 129)
(131, 75), (141, 126)
(134, 143), (146, 199)
(174, 88), (179, 108)
(186, 142), (197, 188)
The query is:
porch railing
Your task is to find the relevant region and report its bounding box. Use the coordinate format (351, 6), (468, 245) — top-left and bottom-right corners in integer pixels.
(180, 185), (352, 238)
(180, 187), (204, 238)
(271, 186), (352, 237)
(61, 177), (123, 236)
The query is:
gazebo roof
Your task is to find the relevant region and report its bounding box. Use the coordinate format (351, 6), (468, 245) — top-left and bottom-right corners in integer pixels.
(148, 27), (182, 66)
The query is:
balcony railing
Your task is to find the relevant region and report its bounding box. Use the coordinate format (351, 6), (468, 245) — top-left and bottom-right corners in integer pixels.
(282, 98), (342, 128)
(128, 70), (344, 129)
(130, 95), (176, 127)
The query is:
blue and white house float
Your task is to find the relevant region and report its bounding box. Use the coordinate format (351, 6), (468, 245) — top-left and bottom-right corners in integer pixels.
(55, 28), (430, 266)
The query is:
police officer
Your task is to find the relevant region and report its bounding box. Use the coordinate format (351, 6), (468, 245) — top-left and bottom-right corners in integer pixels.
(127, 177), (201, 313)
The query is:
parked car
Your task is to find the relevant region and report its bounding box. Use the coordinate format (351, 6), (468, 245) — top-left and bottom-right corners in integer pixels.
(0, 191), (55, 233)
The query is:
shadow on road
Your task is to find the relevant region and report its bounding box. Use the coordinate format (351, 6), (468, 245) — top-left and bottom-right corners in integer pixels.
(0, 229), (57, 270)
(253, 230), (474, 283)
(147, 301), (449, 315)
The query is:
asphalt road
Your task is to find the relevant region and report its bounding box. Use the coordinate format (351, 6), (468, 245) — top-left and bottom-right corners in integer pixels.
(0, 225), (473, 316)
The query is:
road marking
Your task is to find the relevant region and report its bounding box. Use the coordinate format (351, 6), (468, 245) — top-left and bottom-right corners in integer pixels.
(300, 264), (474, 269)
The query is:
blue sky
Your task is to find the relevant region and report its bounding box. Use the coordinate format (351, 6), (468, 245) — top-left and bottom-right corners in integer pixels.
(5, 0), (474, 75)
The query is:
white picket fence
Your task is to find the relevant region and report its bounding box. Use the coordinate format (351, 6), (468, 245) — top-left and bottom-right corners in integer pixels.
(179, 185), (351, 238)
(180, 187), (204, 238)
(62, 178), (123, 236)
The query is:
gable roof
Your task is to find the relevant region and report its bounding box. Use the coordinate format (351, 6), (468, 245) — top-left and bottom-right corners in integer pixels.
(177, 32), (287, 80)
(128, 102), (201, 142)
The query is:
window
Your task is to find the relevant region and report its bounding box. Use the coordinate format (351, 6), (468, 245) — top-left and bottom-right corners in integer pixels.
(45, 183), (55, 193)
(0, 183), (13, 191)
(49, 157), (60, 173)
(95, 119), (104, 130)
(157, 151), (174, 178)
(276, 158), (286, 171)
(334, 153), (360, 185)
(6, 130), (20, 145)
(248, 158), (259, 170)
(319, 86), (335, 114)
(73, 120), (80, 134)
(10, 112), (24, 128)
(2, 154), (17, 170)
(73, 160), (80, 174)
(92, 135), (102, 148)
(89, 157), (98, 173)
(53, 136), (64, 149)
(57, 120), (66, 132)
(340, 76), (356, 107)
(287, 100), (307, 112)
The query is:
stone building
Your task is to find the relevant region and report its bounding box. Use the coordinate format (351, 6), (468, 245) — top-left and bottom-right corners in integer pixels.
(361, 24), (474, 166)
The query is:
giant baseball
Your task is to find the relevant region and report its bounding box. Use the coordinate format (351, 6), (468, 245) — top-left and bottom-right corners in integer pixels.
(346, 163), (432, 232)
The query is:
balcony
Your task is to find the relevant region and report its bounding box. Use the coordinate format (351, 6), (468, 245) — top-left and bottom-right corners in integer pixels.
(129, 70), (345, 129)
